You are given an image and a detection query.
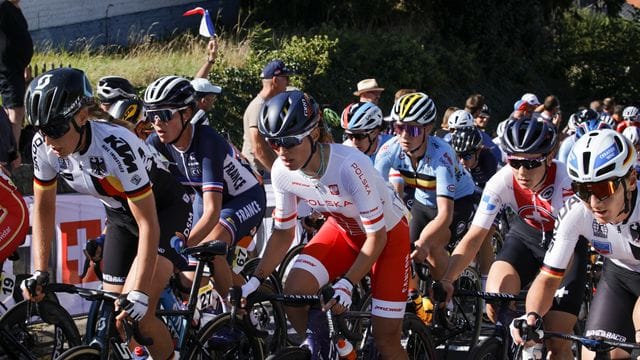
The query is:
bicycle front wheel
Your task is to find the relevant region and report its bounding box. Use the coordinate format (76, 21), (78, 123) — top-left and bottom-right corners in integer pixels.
(402, 313), (437, 360)
(184, 312), (265, 359)
(55, 345), (101, 360)
(0, 299), (82, 359)
(265, 346), (311, 360)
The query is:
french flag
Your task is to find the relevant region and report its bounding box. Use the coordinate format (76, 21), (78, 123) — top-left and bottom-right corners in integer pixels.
(183, 7), (216, 38)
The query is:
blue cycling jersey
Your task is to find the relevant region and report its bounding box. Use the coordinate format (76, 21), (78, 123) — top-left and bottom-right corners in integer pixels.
(374, 135), (476, 207)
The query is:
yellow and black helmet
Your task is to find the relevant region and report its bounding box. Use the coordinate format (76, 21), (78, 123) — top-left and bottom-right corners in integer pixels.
(390, 92), (437, 125)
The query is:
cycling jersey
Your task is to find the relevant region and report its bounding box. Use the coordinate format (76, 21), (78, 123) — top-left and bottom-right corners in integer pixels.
(466, 148), (498, 189)
(374, 135), (476, 208)
(444, 130), (502, 163)
(0, 170), (27, 262)
(271, 144), (408, 244)
(556, 134), (576, 165)
(472, 161), (573, 234)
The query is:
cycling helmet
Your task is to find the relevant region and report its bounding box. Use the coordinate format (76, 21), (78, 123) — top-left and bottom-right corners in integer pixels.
(575, 109), (599, 125)
(25, 67), (94, 127)
(567, 129), (635, 182)
(599, 113), (616, 128)
(259, 90), (320, 138)
(501, 117), (558, 155)
(450, 126), (483, 154)
(495, 120), (508, 138)
(623, 125), (640, 145)
(96, 76), (136, 103)
(623, 106), (640, 122)
(447, 110), (475, 129)
(390, 92), (437, 125)
(108, 98), (143, 124)
(575, 119), (611, 139)
(143, 76), (196, 110)
(323, 108), (340, 128)
(340, 102), (383, 132)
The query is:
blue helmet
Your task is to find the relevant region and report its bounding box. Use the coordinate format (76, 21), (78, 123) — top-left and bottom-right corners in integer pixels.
(575, 119), (610, 139)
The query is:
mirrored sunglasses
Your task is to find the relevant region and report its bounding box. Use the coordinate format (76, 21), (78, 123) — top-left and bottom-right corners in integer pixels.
(36, 115), (73, 139)
(144, 107), (187, 123)
(508, 156), (546, 170)
(267, 129), (313, 150)
(572, 178), (623, 202)
(393, 123), (424, 137)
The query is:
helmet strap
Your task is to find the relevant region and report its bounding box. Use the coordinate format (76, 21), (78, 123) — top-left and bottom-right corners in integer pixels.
(617, 179), (631, 218)
(364, 133), (376, 155)
(300, 137), (317, 171)
(70, 117), (87, 153)
(407, 132), (427, 156)
(169, 111), (190, 145)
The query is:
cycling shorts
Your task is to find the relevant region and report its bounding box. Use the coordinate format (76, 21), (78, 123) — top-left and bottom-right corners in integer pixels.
(585, 259), (640, 345)
(102, 196), (193, 285)
(409, 195), (476, 249)
(218, 185), (266, 246)
(293, 216), (410, 319)
(496, 217), (588, 315)
(0, 176), (27, 262)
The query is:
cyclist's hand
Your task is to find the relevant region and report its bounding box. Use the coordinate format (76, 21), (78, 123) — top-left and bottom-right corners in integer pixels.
(410, 241), (428, 263)
(439, 279), (455, 304)
(116, 290), (149, 321)
(241, 276), (262, 298)
(84, 234), (105, 263)
(509, 312), (543, 345)
(20, 270), (49, 302)
(323, 277), (353, 315)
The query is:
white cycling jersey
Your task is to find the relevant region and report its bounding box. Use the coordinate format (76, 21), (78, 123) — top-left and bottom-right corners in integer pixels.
(271, 144), (408, 242)
(543, 191), (640, 276)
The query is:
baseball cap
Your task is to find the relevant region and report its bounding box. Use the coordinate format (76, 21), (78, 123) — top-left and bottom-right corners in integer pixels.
(521, 93), (541, 106)
(190, 78), (222, 95)
(260, 60), (293, 79)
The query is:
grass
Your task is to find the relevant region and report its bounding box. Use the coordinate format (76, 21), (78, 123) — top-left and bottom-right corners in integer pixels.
(31, 31), (251, 89)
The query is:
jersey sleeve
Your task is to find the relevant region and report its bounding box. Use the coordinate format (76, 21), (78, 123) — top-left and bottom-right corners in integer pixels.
(373, 140), (395, 182)
(343, 158), (387, 233)
(200, 132), (226, 193)
(271, 161), (298, 230)
(31, 134), (58, 190)
(434, 151), (458, 199)
(471, 175), (505, 229)
(542, 197), (587, 277)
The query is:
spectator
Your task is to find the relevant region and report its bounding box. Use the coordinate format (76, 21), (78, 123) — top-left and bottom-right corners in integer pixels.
(0, 0), (33, 168)
(474, 104), (491, 130)
(536, 95), (561, 126)
(0, 106), (17, 174)
(353, 78), (384, 105)
(602, 97), (615, 116)
(590, 99), (603, 113)
(464, 93), (485, 116)
(190, 78), (222, 126)
(435, 106), (458, 138)
(194, 38), (218, 79)
(613, 104), (625, 124)
(241, 59), (292, 174)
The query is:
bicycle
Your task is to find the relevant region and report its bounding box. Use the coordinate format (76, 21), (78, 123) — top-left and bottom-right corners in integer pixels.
(260, 286), (437, 359)
(55, 240), (265, 359)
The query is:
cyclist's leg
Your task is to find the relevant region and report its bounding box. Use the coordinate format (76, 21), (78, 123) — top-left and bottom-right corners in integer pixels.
(370, 218), (410, 358)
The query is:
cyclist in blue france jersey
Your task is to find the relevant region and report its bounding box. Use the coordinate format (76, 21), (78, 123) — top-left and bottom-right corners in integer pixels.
(374, 92), (476, 280)
(144, 76), (266, 297)
(22, 68), (192, 360)
(513, 129), (640, 359)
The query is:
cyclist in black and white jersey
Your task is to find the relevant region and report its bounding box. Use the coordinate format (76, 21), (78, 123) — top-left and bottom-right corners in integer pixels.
(513, 129), (640, 359)
(21, 68), (192, 360)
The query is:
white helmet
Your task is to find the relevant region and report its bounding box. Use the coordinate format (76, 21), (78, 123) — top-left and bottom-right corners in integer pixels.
(623, 126), (640, 145)
(623, 106), (640, 122)
(495, 120), (508, 138)
(340, 102), (383, 132)
(567, 129), (636, 183)
(599, 113), (616, 128)
(447, 110), (475, 129)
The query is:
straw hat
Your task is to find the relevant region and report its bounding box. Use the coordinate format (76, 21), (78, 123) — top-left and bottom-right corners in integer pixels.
(353, 78), (384, 96)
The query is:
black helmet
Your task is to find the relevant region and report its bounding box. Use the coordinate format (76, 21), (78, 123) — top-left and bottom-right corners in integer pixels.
(25, 67), (93, 128)
(259, 90), (320, 138)
(575, 108), (599, 126)
(451, 126), (483, 154)
(501, 117), (558, 155)
(96, 76), (136, 103)
(143, 76), (196, 110)
(108, 98), (143, 124)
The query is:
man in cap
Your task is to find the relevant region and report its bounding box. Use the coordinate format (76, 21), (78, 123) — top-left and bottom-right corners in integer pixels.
(190, 78), (222, 126)
(241, 59), (293, 174)
(354, 78), (384, 105)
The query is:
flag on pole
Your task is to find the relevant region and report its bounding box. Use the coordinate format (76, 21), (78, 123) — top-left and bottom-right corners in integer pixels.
(183, 7), (216, 37)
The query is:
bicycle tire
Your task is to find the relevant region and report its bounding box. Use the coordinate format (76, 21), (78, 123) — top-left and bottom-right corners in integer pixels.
(277, 244), (304, 284)
(183, 312), (265, 359)
(453, 266), (483, 347)
(469, 336), (504, 360)
(402, 313), (438, 360)
(55, 345), (101, 359)
(0, 299), (82, 359)
(265, 346), (311, 360)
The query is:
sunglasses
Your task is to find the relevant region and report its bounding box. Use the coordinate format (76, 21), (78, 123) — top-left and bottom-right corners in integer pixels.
(144, 107), (188, 123)
(458, 151), (477, 161)
(267, 129), (313, 150)
(345, 132), (371, 141)
(572, 178), (623, 202)
(36, 115), (74, 139)
(508, 156), (546, 170)
(394, 123), (424, 137)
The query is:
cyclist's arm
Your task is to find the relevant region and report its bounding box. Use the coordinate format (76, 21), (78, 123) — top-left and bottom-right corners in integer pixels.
(442, 224), (492, 281)
(32, 183), (57, 271)
(187, 191), (222, 246)
(345, 227), (387, 284)
(416, 195), (453, 246)
(127, 193), (160, 294)
(252, 227), (296, 279)
(250, 127), (276, 171)
(525, 271), (563, 317)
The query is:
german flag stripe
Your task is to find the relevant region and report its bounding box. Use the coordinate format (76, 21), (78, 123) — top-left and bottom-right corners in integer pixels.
(540, 264), (565, 278)
(126, 184), (152, 201)
(34, 177), (57, 190)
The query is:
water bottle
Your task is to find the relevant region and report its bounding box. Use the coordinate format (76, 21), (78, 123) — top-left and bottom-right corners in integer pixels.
(336, 337), (356, 360)
(133, 346), (149, 360)
(521, 342), (543, 360)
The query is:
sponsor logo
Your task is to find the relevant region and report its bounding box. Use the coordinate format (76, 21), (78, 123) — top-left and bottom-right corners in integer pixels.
(592, 220), (608, 238)
(292, 181), (311, 187)
(130, 174), (142, 185)
(447, 184), (456, 193)
(591, 239), (612, 255)
(35, 74), (52, 89)
(103, 135), (138, 173)
(539, 185), (554, 200)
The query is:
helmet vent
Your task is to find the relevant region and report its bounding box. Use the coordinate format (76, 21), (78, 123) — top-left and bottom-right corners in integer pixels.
(596, 163), (615, 178)
(582, 152), (590, 175)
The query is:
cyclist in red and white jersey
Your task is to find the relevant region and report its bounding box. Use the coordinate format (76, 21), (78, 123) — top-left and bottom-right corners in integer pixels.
(440, 117), (588, 359)
(0, 168), (27, 263)
(513, 129), (640, 359)
(241, 90), (411, 358)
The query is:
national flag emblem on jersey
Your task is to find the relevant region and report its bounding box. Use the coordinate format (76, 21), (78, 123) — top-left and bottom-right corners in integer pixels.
(329, 184), (340, 195)
(90, 156), (107, 176)
(591, 239), (611, 255)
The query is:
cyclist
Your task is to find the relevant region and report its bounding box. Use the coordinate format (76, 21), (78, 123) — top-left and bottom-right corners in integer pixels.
(0, 167), (27, 264)
(557, 108), (599, 164)
(242, 90), (411, 358)
(340, 101), (391, 162)
(374, 93), (476, 280)
(440, 117), (587, 359)
(616, 105), (640, 133)
(512, 129), (640, 359)
(21, 68), (192, 360)
(95, 75), (147, 138)
(447, 109), (502, 162)
(622, 125), (640, 176)
(144, 76), (266, 298)
(96, 75), (137, 113)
